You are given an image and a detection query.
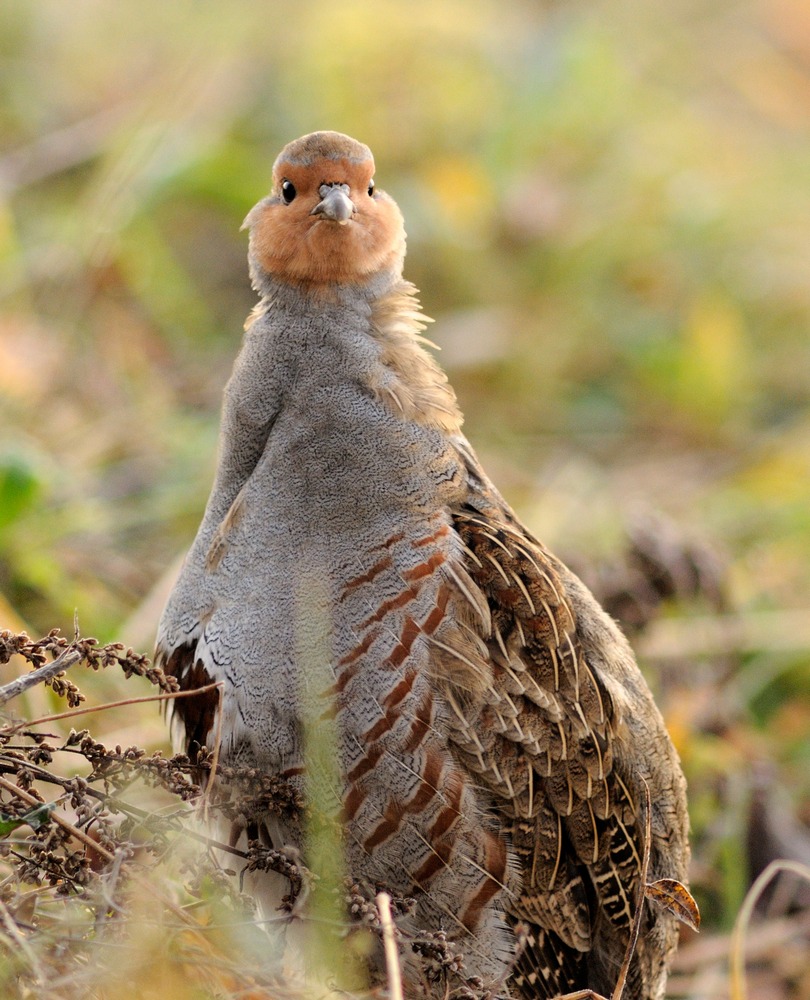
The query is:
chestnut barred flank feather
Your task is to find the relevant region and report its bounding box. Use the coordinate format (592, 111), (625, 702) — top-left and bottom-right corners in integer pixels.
(156, 131), (690, 998)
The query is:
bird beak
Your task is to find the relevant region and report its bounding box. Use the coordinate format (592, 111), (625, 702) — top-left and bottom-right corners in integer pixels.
(310, 184), (355, 225)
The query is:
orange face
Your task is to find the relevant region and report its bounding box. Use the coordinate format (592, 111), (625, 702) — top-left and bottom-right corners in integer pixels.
(244, 131), (406, 288)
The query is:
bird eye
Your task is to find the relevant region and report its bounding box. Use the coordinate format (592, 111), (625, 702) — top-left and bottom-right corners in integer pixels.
(281, 180), (296, 204)
(368, 179), (375, 197)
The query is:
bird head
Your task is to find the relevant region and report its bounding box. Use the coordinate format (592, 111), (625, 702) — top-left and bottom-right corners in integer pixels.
(243, 131), (406, 290)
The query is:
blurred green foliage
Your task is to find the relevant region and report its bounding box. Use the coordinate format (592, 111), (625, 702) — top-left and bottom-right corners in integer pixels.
(0, 0), (809, 941)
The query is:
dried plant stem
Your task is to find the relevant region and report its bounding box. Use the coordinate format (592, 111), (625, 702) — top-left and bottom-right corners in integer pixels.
(377, 891), (404, 1000)
(0, 776), (272, 1000)
(0, 773), (241, 963)
(0, 774), (116, 862)
(0, 753), (249, 862)
(730, 858), (810, 1000)
(0, 648), (82, 706)
(3, 681), (223, 733)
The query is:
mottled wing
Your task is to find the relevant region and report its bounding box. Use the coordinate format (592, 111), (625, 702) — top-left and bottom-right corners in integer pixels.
(444, 446), (682, 998)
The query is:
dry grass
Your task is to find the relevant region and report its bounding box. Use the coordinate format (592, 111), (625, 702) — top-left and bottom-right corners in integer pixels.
(0, 628), (807, 999)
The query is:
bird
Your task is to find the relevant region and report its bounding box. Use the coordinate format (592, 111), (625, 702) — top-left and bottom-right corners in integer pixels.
(155, 130), (690, 999)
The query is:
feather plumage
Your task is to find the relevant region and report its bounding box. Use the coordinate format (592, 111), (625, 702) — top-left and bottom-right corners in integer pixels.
(156, 131), (690, 999)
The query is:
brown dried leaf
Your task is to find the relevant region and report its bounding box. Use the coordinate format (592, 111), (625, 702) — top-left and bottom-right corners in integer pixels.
(645, 878), (701, 932)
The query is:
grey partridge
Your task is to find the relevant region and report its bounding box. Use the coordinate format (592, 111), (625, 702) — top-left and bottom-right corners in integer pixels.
(156, 131), (690, 999)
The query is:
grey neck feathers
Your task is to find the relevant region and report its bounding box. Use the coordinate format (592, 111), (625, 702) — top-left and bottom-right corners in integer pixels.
(246, 271), (464, 435)
(248, 259), (401, 306)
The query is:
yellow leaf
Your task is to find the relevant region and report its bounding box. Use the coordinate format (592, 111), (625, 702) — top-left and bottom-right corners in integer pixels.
(645, 877), (701, 932)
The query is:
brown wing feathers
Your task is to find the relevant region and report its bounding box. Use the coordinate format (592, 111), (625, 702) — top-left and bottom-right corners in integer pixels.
(450, 505), (651, 998)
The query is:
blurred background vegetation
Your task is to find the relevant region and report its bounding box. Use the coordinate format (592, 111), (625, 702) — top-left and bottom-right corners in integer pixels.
(0, 0), (809, 994)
